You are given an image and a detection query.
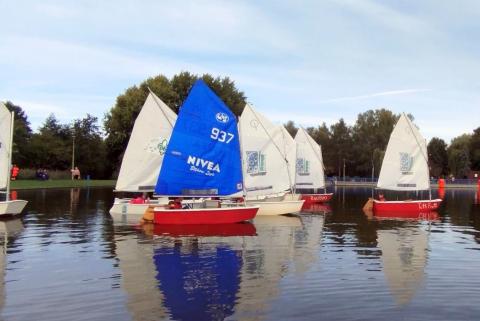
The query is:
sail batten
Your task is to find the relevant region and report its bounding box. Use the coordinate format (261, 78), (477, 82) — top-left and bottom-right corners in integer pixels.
(115, 93), (177, 192)
(294, 127), (326, 189)
(377, 114), (430, 191)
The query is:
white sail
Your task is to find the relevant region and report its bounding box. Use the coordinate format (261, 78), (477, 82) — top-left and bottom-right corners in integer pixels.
(294, 127), (326, 189)
(239, 104), (291, 197)
(115, 93), (177, 192)
(0, 103), (12, 191)
(377, 113), (430, 191)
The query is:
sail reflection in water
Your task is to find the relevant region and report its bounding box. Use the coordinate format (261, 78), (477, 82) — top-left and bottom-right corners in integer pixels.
(112, 212), (326, 321)
(364, 209), (437, 306)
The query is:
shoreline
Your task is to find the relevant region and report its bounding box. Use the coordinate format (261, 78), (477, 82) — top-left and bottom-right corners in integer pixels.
(10, 179), (116, 190)
(333, 181), (479, 189)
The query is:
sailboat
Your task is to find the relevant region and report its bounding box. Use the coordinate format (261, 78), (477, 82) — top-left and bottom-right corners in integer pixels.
(294, 127), (333, 204)
(239, 104), (304, 215)
(109, 91), (176, 216)
(152, 80), (259, 224)
(370, 113), (441, 213)
(0, 103), (27, 216)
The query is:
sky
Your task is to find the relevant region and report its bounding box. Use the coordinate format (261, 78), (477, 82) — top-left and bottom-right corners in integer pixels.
(1, 0), (479, 143)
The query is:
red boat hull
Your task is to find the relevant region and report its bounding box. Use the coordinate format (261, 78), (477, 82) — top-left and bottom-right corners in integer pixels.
(152, 222), (257, 237)
(153, 206), (258, 225)
(301, 193), (333, 204)
(373, 199), (442, 213)
(301, 203), (332, 213)
(374, 211), (439, 221)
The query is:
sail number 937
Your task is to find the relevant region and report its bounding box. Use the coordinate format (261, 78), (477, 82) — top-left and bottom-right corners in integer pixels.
(211, 127), (234, 143)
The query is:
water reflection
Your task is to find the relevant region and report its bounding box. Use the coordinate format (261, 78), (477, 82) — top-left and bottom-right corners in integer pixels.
(3, 187), (480, 320)
(377, 227), (429, 306)
(111, 213), (326, 321)
(0, 218), (24, 314)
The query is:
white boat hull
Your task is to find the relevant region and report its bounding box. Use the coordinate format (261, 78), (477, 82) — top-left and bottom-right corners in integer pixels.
(246, 200), (304, 216)
(109, 198), (169, 223)
(0, 200), (28, 216)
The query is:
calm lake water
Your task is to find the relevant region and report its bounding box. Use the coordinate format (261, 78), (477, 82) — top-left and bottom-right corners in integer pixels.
(1, 187), (480, 321)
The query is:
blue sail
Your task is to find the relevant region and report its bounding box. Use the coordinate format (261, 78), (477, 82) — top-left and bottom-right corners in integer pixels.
(155, 80), (243, 196)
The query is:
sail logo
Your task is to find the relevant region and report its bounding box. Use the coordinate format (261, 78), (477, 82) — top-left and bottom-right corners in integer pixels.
(296, 158), (310, 176)
(246, 151), (266, 175)
(145, 137), (169, 155)
(187, 155), (220, 175)
(399, 152), (413, 174)
(215, 112), (229, 123)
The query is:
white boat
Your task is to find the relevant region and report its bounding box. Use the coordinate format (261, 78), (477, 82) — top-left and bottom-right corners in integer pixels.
(368, 113), (442, 213)
(109, 90), (176, 217)
(294, 127), (333, 204)
(0, 103), (27, 216)
(239, 104), (304, 215)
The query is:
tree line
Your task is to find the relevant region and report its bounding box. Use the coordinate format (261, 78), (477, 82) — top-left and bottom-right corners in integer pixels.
(5, 72), (480, 179)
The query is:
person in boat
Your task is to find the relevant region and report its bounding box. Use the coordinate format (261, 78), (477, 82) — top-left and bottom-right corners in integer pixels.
(168, 198), (182, 209)
(378, 193), (386, 202)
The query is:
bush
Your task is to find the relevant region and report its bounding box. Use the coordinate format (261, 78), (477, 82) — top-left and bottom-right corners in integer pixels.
(16, 168), (71, 180)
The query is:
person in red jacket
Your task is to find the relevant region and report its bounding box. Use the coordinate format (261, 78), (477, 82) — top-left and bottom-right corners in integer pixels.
(11, 164), (19, 180)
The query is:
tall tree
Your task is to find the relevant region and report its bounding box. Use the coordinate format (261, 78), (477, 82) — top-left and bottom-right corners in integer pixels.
(29, 114), (71, 169)
(351, 109), (400, 176)
(470, 127), (480, 171)
(72, 114), (107, 178)
(5, 101), (33, 167)
(330, 119), (353, 177)
(284, 120), (298, 137)
(428, 137), (448, 177)
(448, 134), (472, 178)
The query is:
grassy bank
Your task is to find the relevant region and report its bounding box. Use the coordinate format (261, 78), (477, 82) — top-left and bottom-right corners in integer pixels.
(10, 179), (116, 190)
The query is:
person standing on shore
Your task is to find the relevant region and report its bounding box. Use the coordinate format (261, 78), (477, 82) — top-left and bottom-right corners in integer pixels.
(11, 164), (19, 180)
(71, 167), (81, 180)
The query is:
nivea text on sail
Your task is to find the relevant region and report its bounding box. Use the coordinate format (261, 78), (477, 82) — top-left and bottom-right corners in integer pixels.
(187, 155), (221, 173)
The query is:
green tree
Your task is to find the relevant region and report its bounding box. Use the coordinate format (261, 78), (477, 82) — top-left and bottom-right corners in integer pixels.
(29, 114), (71, 169)
(5, 101), (32, 167)
(330, 119), (353, 177)
(351, 109), (400, 176)
(470, 127), (480, 171)
(428, 137), (448, 177)
(104, 72), (246, 177)
(448, 134), (471, 178)
(72, 114), (107, 178)
(284, 120), (298, 137)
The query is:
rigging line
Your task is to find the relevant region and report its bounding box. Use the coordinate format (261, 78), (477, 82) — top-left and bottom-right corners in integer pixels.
(403, 112), (432, 192)
(147, 87), (174, 128)
(247, 105), (290, 165)
(246, 104), (293, 193)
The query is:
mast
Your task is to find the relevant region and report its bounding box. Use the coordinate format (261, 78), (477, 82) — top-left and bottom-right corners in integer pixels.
(5, 111), (14, 202)
(236, 118), (248, 203)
